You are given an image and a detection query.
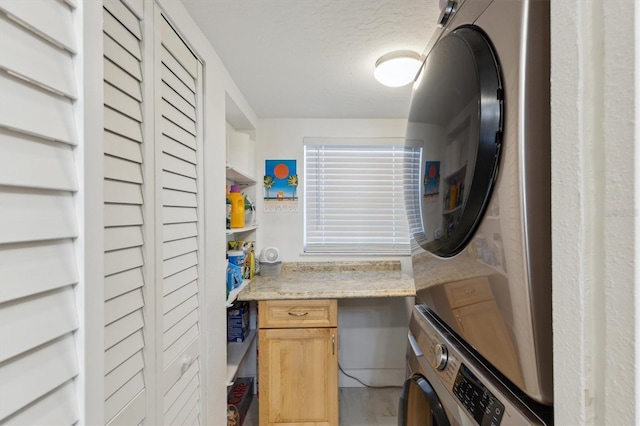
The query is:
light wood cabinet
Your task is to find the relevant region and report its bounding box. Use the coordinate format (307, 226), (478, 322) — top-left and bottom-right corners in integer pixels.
(258, 299), (338, 426)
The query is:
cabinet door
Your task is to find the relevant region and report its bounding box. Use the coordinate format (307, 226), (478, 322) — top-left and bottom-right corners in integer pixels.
(259, 327), (338, 426)
(452, 300), (524, 388)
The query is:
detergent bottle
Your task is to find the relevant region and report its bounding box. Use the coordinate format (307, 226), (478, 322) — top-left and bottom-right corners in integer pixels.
(228, 185), (245, 228)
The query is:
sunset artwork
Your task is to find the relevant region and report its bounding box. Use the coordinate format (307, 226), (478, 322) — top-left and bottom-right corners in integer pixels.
(264, 159), (298, 212)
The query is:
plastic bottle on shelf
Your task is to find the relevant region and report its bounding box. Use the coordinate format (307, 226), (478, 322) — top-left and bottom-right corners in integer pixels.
(229, 185), (245, 228)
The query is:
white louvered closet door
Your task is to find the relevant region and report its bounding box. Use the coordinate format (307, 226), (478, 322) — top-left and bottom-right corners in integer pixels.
(0, 0), (81, 423)
(102, 0), (150, 424)
(156, 11), (204, 425)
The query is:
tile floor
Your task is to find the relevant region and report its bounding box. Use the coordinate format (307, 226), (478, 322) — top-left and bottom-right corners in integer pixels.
(239, 387), (402, 426)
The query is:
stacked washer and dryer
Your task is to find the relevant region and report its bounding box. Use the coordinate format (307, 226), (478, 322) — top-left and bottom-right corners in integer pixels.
(400, 0), (552, 425)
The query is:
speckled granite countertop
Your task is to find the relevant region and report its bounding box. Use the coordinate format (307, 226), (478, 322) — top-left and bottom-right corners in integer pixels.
(237, 260), (416, 301)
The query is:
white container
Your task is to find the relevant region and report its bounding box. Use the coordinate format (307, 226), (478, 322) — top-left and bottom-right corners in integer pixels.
(259, 261), (281, 276)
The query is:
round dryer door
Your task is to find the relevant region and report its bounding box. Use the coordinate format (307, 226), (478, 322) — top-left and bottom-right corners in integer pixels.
(398, 374), (451, 426)
(405, 26), (503, 257)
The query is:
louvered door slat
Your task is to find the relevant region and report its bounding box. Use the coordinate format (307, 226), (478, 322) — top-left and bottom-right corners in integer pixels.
(171, 385), (199, 426)
(162, 134), (197, 165)
(104, 179), (143, 204)
(0, 129), (77, 191)
(160, 18), (197, 78)
(162, 98), (196, 136)
(0, 286), (78, 363)
(102, 10), (147, 420)
(164, 237), (198, 260)
(104, 33), (142, 81)
(105, 226), (144, 252)
(104, 371), (144, 421)
(105, 330), (144, 374)
(161, 46), (196, 94)
(164, 361), (198, 414)
(105, 59), (142, 102)
(104, 350), (144, 398)
(163, 295), (198, 334)
(162, 188), (197, 208)
(164, 362), (199, 421)
(163, 266), (198, 296)
(0, 0), (76, 52)
(163, 222), (197, 242)
(104, 268), (144, 301)
(0, 73), (76, 145)
(106, 390), (145, 426)
(163, 326), (198, 369)
(163, 309), (198, 352)
(4, 381), (77, 425)
(160, 64), (195, 107)
(105, 204), (143, 227)
(163, 252), (198, 278)
(162, 117), (197, 151)
(0, 16), (76, 98)
(105, 130), (143, 163)
(0, 239), (77, 303)
(163, 206), (197, 225)
(162, 152), (197, 179)
(104, 0), (141, 40)
(105, 107), (143, 143)
(0, 188), (78, 244)
(103, 9), (141, 61)
(105, 309), (144, 349)
(105, 288), (144, 326)
(104, 82), (143, 121)
(105, 246), (144, 277)
(162, 171), (196, 193)
(161, 80), (196, 121)
(0, 334), (78, 421)
(164, 285), (198, 323)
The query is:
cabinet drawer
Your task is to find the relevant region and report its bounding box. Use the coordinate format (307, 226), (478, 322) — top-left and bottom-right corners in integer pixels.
(259, 299), (337, 328)
(444, 277), (493, 308)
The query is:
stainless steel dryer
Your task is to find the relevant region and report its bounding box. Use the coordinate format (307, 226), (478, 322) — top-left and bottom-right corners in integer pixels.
(403, 0), (552, 421)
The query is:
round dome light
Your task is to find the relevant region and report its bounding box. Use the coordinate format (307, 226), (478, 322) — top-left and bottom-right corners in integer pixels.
(374, 50), (422, 87)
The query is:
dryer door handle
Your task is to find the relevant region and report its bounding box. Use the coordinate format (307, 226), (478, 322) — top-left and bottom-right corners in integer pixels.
(408, 331), (424, 357)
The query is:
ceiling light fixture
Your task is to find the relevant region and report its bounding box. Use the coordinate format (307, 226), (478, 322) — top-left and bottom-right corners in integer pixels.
(374, 50), (422, 88)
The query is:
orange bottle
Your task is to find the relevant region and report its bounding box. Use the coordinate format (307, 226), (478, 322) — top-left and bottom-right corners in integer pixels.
(229, 185), (245, 228)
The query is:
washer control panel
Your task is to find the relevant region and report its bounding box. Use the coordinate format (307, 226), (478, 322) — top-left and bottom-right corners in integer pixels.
(453, 363), (505, 426)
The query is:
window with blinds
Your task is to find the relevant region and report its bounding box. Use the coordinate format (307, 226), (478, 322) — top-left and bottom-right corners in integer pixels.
(303, 143), (421, 255)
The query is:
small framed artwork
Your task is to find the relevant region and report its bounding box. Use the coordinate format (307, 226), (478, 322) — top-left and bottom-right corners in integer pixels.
(264, 159), (298, 212)
(424, 161), (440, 197)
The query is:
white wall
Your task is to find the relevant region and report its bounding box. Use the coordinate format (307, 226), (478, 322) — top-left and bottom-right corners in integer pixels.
(256, 118), (414, 386)
(551, 1), (637, 424)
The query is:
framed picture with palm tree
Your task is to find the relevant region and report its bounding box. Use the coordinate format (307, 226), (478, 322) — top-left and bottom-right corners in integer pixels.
(264, 159), (298, 212)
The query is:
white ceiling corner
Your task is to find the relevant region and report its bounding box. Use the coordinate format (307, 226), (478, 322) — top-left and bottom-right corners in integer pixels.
(180, 0), (441, 119)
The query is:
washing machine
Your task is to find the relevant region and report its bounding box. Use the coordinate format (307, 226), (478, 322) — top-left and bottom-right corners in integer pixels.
(399, 305), (552, 425)
(402, 0), (552, 424)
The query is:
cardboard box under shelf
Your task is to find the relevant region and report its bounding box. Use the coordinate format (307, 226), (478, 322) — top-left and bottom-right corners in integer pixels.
(227, 377), (254, 426)
(227, 301), (249, 343)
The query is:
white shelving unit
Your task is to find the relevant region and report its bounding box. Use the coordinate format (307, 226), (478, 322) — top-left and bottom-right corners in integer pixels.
(226, 329), (257, 386)
(226, 224), (258, 235)
(226, 279), (251, 307)
(225, 111), (258, 395)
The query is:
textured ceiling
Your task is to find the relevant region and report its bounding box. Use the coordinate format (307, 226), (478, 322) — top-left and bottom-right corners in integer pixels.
(180, 0), (441, 119)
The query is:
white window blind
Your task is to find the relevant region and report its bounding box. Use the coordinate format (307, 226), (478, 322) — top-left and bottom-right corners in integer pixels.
(304, 144), (421, 255)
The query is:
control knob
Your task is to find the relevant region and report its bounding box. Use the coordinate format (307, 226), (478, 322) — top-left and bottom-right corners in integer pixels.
(432, 343), (448, 371)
